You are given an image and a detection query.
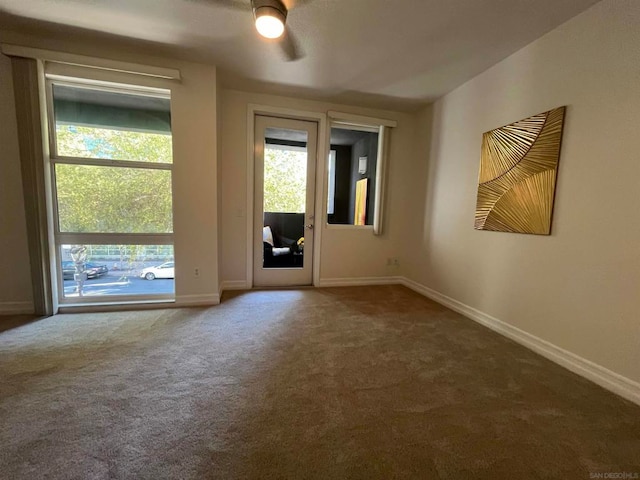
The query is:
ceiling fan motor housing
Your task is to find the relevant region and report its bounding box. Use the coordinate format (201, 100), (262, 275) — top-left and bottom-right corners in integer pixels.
(253, 0), (288, 22)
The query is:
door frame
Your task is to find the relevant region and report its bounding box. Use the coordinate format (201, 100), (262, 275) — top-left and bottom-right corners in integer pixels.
(246, 104), (328, 288)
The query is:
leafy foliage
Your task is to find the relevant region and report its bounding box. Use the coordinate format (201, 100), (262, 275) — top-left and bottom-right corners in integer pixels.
(56, 128), (307, 234)
(57, 125), (172, 163)
(55, 126), (173, 233)
(263, 147), (307, 213)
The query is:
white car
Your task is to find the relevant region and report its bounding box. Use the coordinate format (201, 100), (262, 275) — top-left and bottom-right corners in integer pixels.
(140, 262), (175, 280)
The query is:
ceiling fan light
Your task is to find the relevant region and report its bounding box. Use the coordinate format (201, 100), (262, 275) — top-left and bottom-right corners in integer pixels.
(255, 6), (286, 39)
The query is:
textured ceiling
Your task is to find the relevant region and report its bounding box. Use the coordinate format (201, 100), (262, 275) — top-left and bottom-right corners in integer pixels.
(0, 0), (600, 110)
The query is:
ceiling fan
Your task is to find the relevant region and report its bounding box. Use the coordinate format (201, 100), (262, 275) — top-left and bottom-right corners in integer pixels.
(206, 0), (306, 61)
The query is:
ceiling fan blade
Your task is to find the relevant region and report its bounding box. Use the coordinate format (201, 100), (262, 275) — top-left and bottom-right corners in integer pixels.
(281, 0), (312, 9)
(278, 26), (304, 61)
(189, 0), (252, 11)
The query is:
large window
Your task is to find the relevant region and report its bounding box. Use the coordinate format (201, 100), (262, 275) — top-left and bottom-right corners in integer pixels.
(48, 81), (174, 303)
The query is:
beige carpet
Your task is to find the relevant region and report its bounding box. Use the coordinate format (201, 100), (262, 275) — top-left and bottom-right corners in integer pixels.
(0, 285), (638, 479)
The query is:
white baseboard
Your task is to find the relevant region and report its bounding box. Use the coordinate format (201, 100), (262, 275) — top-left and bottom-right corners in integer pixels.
(220, 280), (250, 292)
(0, 301), (35, 315)
(175, 293), (220, 307)
(317, 276), (403, 288)
(399, 277), (640, 407)
(218, 277), (402, 291)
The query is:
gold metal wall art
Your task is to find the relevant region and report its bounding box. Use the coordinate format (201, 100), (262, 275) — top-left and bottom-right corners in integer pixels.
(475, 106), (566, 235)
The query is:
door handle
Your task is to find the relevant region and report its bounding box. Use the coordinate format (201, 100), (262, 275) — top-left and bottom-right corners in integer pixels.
(305, 224), (314, 230)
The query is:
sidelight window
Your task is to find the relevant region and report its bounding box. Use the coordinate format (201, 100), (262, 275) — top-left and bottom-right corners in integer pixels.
(325, 112), (396, 234)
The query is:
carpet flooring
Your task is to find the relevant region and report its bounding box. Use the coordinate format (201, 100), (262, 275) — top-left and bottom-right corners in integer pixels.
(0, 285), (639, 479)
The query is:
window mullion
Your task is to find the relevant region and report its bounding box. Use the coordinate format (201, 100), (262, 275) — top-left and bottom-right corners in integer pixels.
(57, 233), (174, 245)
(52, 156), (173, 171)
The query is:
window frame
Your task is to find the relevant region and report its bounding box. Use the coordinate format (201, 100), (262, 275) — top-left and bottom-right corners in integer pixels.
(325, 112), (396, 235)
(44, 75), (175, 305)
(327, 149), (337, 215)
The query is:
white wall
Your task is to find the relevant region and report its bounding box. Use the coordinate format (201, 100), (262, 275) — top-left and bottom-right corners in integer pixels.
(0, 33), (220, 309)
(170, 61), (219, 305)
(0, 53), (33, 313)
(408, 0), (640, 384)
(218, 89), (416, 285)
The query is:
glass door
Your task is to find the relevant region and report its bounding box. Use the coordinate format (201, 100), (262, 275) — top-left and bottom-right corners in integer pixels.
(253, 115), (317, 286)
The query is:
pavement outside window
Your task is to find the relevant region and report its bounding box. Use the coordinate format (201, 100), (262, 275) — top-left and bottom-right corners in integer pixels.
(63, 261), (174, 298)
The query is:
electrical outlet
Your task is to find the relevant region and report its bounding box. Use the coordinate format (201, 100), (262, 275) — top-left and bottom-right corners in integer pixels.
(393, 258), (400, 267)
(194, 268), (200, 278)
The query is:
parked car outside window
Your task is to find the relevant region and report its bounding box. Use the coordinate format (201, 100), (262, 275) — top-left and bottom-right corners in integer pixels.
(61, 261), (109, 280)
(140, 262), (175, 280)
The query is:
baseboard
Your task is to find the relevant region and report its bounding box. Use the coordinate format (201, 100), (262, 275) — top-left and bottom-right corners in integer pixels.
(220, 280), (250, 293)
(220, 277), (403, 290)
(0, 301), (35, 315)
(317, 276), (403, 288)
(399, 277), (640, 407)
(175, 293), (220, 307)
(218, 277), (402, 294)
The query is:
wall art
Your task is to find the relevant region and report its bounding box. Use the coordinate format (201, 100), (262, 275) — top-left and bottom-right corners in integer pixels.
(475, 106), (566, 235)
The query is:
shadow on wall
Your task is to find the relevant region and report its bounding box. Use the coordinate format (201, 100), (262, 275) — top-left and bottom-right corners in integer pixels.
(408, 103), (437, 283)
